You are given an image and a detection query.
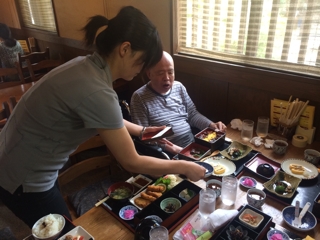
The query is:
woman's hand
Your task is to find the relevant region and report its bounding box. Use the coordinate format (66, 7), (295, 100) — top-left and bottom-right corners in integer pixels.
(183, 161), (206, 181)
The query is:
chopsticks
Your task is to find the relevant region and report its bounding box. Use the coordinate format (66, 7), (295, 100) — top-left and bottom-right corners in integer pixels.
(278, 96), (309, 127)
(95, 196), (110, 207)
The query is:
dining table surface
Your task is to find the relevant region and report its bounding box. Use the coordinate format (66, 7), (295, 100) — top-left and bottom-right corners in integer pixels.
(72, 127), (320, 240)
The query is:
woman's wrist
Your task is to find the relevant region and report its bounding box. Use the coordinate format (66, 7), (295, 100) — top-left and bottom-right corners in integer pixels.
(139, 126), (146, 139)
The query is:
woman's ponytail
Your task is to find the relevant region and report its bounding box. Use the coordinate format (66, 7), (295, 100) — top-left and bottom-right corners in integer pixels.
(82, 15), (109, 47)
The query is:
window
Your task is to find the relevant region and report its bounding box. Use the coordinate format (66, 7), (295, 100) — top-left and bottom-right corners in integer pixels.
(176, 0), (320, 77)
(18, 0), (57, 33)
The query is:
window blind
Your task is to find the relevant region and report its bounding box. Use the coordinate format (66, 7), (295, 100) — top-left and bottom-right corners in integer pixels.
(18, 0), (57, 33)
(176, 0), (320, 77)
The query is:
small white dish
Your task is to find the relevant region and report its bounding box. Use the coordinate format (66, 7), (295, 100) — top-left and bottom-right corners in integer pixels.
(238, 208), (264, 229)
(239, 176), (257, 189)
(58, 226), (94, 240)
(203, 157), (236, 176)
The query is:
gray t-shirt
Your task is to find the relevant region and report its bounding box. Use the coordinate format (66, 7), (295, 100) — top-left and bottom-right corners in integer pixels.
(0, 52), (123, 194)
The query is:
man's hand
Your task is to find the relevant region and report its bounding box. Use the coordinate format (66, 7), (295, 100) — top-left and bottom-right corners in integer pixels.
(210, 121), (227, 132)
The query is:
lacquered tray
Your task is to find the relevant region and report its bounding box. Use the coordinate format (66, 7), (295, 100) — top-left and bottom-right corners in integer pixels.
(244, 153), (281, 180)
(213, 204), (273, 240)
(101, 179), (202, 233)
(174, 141), (259, 177)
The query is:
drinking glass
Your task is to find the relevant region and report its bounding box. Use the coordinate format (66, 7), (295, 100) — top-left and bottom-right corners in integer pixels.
(256, 116), (269, 138)
(149, 226), (169, 240)
(241, 119), (254, 142)
(199, 188), (216, 218)
(221, 175), (238, 206)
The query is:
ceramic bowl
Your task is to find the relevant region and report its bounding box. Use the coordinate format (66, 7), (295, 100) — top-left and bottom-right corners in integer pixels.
(220, 141), (252, 161)
(304, 149), (320, 165)
(272, 140), (288, 155)
(160, 197), (181, 213)
(107, 181), (134, 202)
(239, 176), (257, 189)
(263, 171), (301, 198)
(32, 214), (65, 240)
(267, 229), (290, 240)
(282, 205), (317, 232)
(246, 188), (266, 209)
(134, 218), (160, 240)
(256, 163), (275, 178)
(119, 205), (139, 220)
(206, 179), (222, 198)
(194, 161), (213, 178)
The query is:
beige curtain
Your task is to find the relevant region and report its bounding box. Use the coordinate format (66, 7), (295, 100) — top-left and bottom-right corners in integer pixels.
(176, 0), (320, 77)
(18, 0), (57, 33)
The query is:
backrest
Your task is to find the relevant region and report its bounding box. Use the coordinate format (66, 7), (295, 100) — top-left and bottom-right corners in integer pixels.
(0, 62), (25, 89)
(18, 47), (50, 69)
(0, 101), (10, 128)
(26, 58), (64, 82)
(119, 99), (170, 160)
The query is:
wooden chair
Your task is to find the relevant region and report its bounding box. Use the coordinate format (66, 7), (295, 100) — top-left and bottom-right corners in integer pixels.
(58, 135), (112, 219)
(0, 101), (11, 128)
(8, 96), (18, 111)
(17, 40), (30, 54)
(25, 58), (64, 82)
(17, 47), (50, 82)
(0, 62), (25, 89)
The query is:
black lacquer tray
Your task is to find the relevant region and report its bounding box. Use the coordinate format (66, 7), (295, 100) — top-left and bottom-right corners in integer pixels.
(213, 204), (273, 240)
(102, 179), (202, 233)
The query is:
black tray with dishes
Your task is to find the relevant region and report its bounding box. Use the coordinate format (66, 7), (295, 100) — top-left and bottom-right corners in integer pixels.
(174, 140), (259, 177)
(101, 179), (201, 234)
(194, 127), (226, 152)
(213, 204), (273, 240)
(133, 180), (202, 232)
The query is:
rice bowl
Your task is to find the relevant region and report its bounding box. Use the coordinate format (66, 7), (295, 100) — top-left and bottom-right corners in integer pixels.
(32, 213), (65, 240)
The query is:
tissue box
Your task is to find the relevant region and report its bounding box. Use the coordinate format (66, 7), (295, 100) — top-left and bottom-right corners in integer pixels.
(194, 127), (226, 152)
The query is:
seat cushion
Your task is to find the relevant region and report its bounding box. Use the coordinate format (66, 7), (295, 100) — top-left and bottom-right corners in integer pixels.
(0, 227), (17, 240)
(68, 172), (132, 216)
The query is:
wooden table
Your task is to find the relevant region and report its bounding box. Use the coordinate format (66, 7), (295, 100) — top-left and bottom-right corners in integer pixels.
(73, 128), (320, 239)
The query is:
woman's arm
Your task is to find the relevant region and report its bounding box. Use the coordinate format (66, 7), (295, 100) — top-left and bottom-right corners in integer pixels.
(97, 127), (206, 181)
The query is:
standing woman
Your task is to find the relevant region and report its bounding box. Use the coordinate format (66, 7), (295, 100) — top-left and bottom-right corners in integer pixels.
(0, 23), (24, 81)
(0, 6), (206, 228)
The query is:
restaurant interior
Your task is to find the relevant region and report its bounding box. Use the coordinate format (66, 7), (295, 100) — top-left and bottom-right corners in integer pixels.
(0, 0), (320, 239)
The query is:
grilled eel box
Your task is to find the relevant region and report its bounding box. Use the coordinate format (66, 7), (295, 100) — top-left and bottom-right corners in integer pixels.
(133, 179), (202, 231)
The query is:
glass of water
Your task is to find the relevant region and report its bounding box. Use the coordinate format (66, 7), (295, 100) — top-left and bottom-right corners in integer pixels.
(199, 188), (216, 218)
(256, 116), (269, 138)
(241, 119), (254, 142)
(149, 226), (169, 240)
(221, 175), (238, 206)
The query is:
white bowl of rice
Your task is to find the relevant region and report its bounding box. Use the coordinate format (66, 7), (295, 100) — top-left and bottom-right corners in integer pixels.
(32, 213), (65, 240)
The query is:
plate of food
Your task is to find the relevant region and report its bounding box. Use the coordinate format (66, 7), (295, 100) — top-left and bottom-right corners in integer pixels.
(281, 158), (319, 180)
(263, 171), (301, 198)
(203, 157), (236, 176)
(220, 141), (252, 161)
(130, 174), (182, 210)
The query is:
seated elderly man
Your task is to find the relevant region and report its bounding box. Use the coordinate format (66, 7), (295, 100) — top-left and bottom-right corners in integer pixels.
(130, 51), (226, 156)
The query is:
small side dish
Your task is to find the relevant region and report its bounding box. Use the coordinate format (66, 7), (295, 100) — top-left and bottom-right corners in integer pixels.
(226, 225), (249, 240)
(58, 226), (94, 240)
(119, 205), (139, 220)
(239, 176), (257, 189)
(160, 197), (181, 213)
(239, 209), (264, 228)
(220, 141), (252, 161)
(179, 188), (195, 202)
(266, 229), (290, 240)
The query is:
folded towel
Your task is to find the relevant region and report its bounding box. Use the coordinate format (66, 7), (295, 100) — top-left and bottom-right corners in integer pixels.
(209, 209), (238, 231)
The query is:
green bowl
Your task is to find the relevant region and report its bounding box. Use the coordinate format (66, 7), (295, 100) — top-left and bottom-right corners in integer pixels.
(160, 197), (181, 213)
